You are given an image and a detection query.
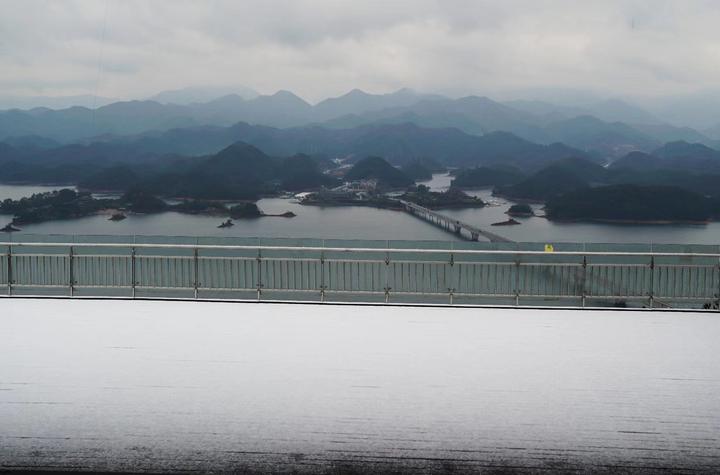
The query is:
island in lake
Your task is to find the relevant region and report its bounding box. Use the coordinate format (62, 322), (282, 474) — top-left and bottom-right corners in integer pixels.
(0, 189), (294, 228)
(400, 185), (485, 209)
(4, 131), (720, 231)
(545, 185), (720, 224)
(507, 203), (534, 217)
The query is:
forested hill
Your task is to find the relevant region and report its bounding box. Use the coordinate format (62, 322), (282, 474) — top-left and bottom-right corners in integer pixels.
(0, 121), (594, 187)
(610, 141), (720, 172)
(345, 156), (414, 188)
(546, 185), (720, 223)
(77, 122), (592, 168)
(81, 142), (339, 200)
(493, 153), (720, 202)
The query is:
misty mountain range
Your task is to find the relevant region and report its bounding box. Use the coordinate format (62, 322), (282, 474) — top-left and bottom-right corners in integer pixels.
(94, 122), (589, 167)
(1, 88), (719, 161)
(3, 86), (720, 202)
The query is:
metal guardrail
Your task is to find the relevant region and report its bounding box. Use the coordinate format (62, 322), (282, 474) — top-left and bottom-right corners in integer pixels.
(1, 234), (719, 309)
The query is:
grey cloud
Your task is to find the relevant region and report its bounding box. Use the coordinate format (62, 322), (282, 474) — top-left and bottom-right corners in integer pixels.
(0, 0), (719, 103)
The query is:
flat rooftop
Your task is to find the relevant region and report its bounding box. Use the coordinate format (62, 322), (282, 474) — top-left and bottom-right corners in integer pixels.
(1, 299), (719, 473)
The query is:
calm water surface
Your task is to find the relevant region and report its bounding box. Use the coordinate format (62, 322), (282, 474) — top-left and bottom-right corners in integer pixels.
(0, 184), (458, 241)
(2, 180), (720, 244)
(417, 174), (720, 244)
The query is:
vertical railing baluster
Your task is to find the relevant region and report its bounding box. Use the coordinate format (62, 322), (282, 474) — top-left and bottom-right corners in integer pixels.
(384, 242), (391, 304)
(716, 257), (720, 311)
(256, 246), (263, 301)
(69, 245), (74, 297)
(6, 244), (12, 297)
(514, 256), (521, 306)
(131, 246), (136, 298)
(449, 249), (455, 305)
(581, 255), (587, 308)
(319, 240), (326, 302)
(649, 255), (655, 309)
(193, 247), (199, 299)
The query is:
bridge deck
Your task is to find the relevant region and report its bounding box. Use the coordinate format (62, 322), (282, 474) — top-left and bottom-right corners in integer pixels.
(399, 200), (513, 243)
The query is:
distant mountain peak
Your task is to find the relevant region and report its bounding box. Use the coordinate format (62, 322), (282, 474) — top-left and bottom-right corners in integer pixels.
(271, 90), (303, 99)
(653, 140), (719, 159)
(582, 98), (661, 125)
(149, 86), (258, 105)
(457, 95), (494, 103)
(214, 141), (267, 160)
(345, 88), (371, 97)
(262, 90), (311, 107)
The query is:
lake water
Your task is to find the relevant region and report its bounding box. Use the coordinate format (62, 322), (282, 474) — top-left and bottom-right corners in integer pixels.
(417, 174), (720, 244)
(2, 179), (720, 244)
(0, 184), (458, 241)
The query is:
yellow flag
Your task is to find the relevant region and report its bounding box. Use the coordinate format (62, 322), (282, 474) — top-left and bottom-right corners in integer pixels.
(544, 244), (554, 253)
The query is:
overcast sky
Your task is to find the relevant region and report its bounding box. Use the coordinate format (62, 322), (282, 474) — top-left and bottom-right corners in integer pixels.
(1, 0), (719, 103)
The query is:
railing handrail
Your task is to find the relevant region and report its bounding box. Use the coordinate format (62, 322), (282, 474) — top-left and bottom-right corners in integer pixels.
(3, 240), (720, 258)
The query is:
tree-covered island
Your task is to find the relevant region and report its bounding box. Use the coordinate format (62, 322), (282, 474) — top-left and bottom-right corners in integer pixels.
(400, 185), (485, 209)
(545, 185), (720, 224)
(0, 189), (283, 227)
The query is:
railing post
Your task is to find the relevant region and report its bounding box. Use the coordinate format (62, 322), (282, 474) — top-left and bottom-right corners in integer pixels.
(69, 245), (74, 297)
(6, 244), (12, 297)
(384, 245), (391, 304)
(514, 257), (521, 306)
(449, 250), (455, 305)
(256, 247), (263, 301)
(319, 244), (326, 302)
(131, 246), (136, 299)
(717, 258), (720, 311)
(193, 247), (199, 299)
(649, 255), (655, 309)
(581, 255), (587, 308)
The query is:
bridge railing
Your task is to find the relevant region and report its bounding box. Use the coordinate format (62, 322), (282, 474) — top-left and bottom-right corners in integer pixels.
(1, 234), (719, 309)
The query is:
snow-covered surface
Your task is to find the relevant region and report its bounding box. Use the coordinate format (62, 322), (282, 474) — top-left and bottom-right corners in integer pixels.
(1, 299), (719, 473)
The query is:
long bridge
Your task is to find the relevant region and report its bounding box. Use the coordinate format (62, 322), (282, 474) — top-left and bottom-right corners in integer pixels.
(399, 199), (514, 243)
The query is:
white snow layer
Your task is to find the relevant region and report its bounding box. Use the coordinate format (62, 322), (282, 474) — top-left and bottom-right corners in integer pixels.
(1, 299), (719, 473)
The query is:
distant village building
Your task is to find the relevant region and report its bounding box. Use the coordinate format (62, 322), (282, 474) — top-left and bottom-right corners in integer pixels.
(298, 179), (379, 204)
